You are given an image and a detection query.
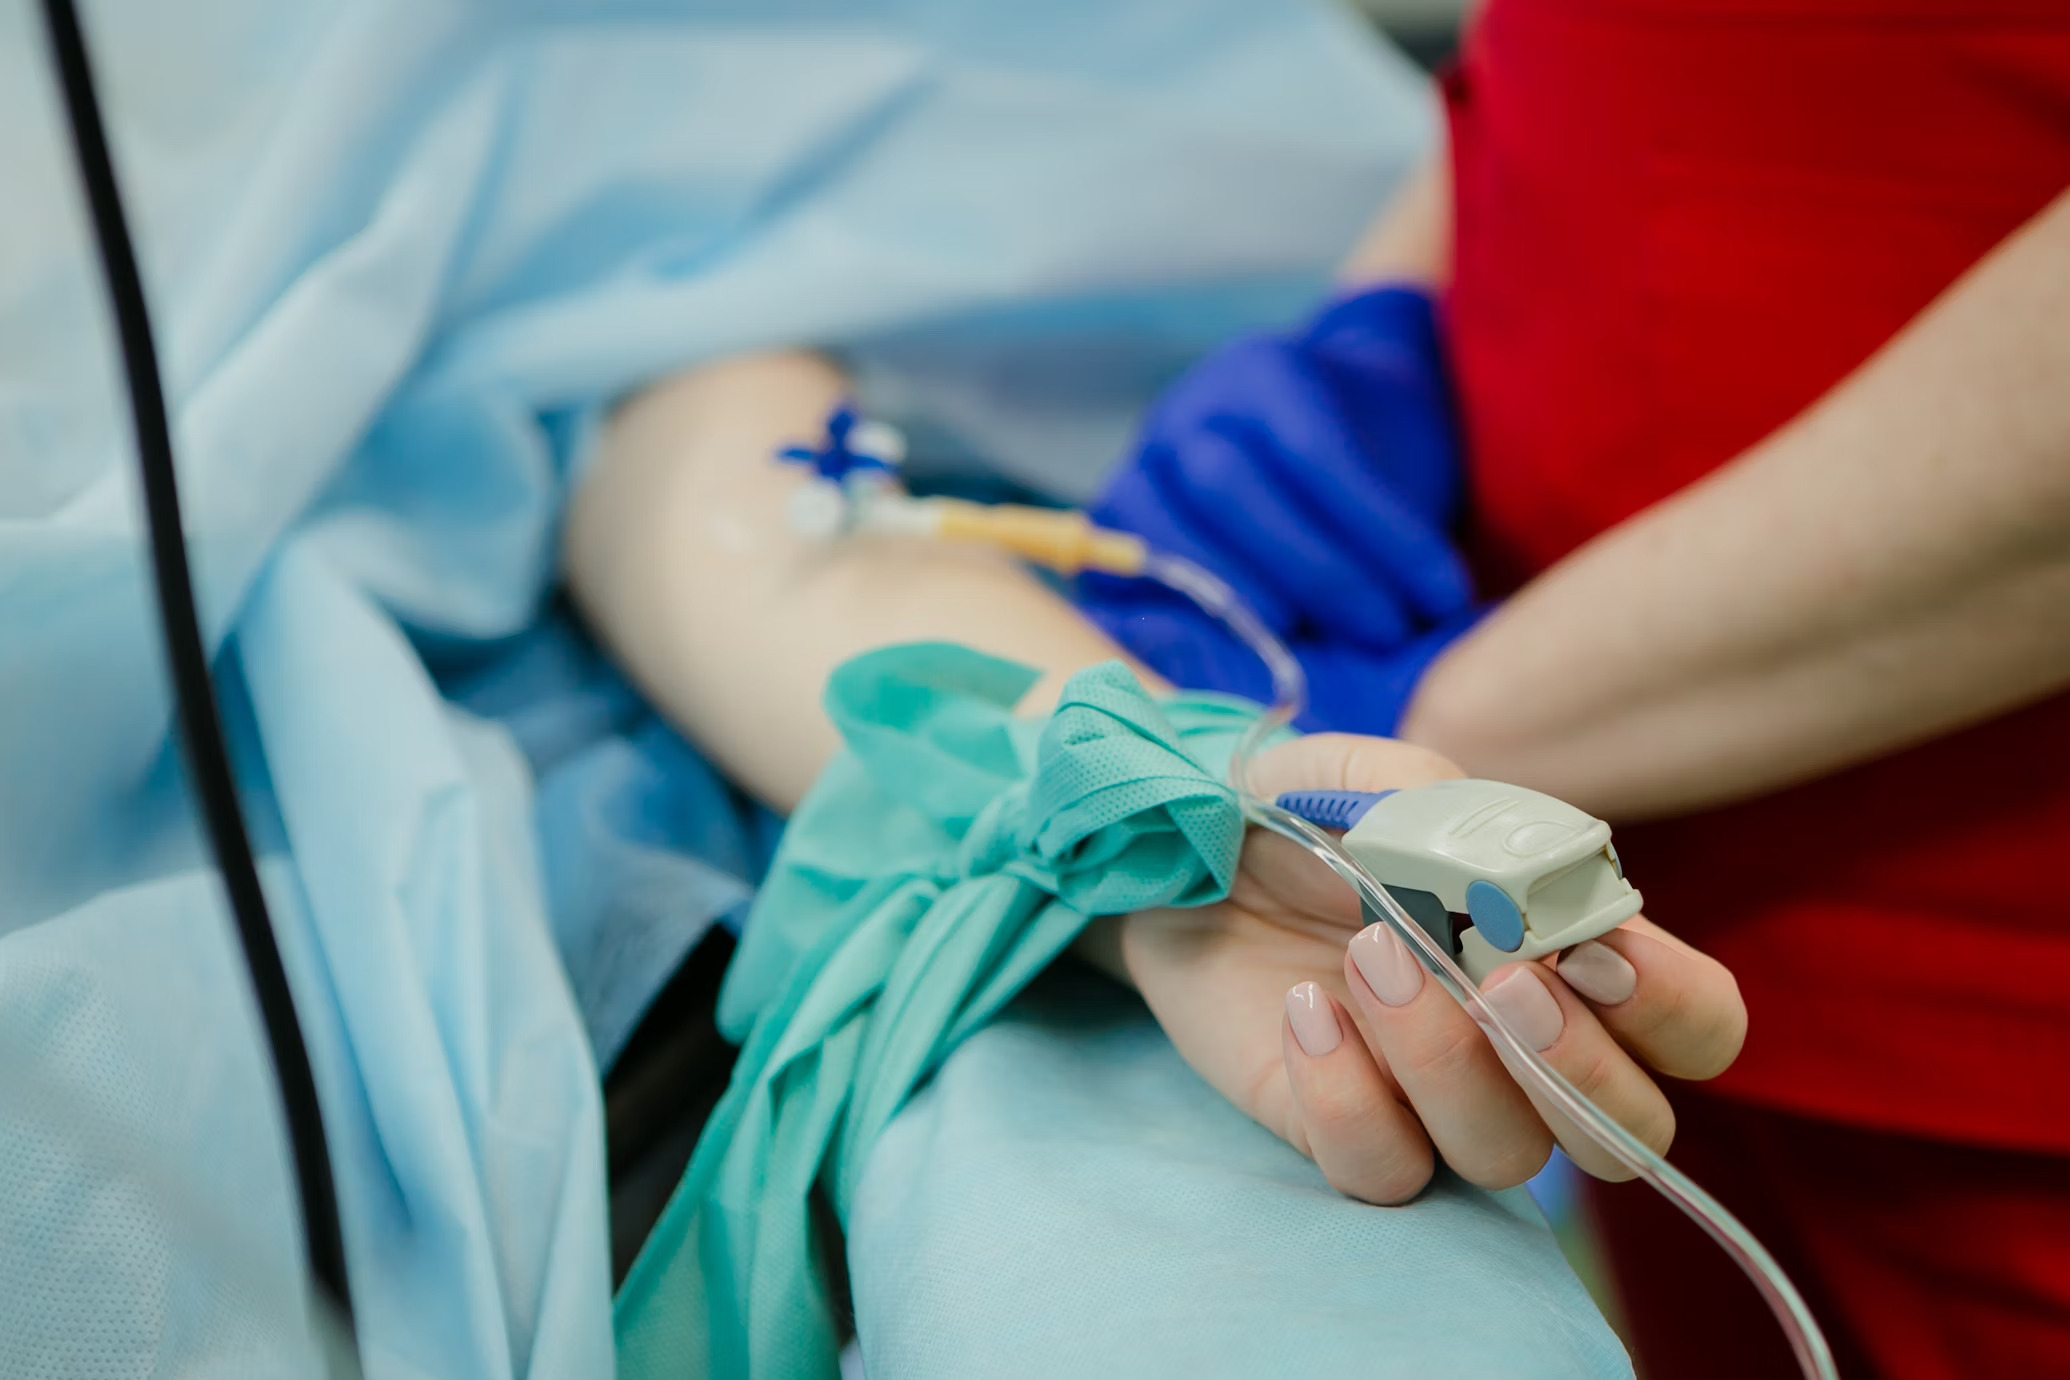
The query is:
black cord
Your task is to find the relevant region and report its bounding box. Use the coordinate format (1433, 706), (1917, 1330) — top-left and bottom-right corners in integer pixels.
(37, 0), (359, 1357)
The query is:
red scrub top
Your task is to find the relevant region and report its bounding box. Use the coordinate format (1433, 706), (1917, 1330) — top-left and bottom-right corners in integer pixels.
(1444, 0), (2070, 1151)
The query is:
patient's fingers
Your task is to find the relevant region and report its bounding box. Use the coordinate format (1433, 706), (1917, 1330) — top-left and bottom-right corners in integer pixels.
(1281, 982), (1434, 1204)
(1342, 924), (1682, 1185)
(1342, 924), (1554, 1190)
(1479, 961), (1678, 1181)
(1556, 917), (1746, 1081)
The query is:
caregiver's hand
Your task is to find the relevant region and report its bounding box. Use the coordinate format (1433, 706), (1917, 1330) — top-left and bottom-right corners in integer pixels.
(1080, 284), (1474, 651)
(1112, 734), (1746, 1201)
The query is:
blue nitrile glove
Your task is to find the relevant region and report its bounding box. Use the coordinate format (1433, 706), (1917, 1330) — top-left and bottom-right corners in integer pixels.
(1077, 283), (1482, 733)
(1082, 284), (1473, 651)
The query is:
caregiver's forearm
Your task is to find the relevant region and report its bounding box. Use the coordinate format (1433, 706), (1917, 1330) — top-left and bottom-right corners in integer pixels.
(1401, 187), (2070, 820)
(563, 351), (1151, 813)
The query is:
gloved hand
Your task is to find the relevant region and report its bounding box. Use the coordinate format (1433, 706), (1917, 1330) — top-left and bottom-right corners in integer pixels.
(1077, 283), (1482, 732)
(1084, 283), (1472, 646)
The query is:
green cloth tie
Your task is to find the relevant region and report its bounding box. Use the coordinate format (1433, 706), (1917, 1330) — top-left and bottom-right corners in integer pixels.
(613, 642), (1273, 1378)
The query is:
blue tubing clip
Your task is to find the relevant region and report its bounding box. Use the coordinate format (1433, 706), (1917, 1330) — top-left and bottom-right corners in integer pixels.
(1274, 789), (1394, 832)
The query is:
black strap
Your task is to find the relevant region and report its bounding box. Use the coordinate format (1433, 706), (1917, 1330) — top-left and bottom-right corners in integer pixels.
(37, 0), (359, 1359)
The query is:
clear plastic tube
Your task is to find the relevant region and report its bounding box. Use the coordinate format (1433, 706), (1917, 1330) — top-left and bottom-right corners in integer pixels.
(1138, 551), (1837, 1380)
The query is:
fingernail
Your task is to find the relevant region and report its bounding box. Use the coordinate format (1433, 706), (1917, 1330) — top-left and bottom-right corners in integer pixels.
(1285, 982), (1342, 1056)
(1559, 940), (1637, 1006)
(1482, 966), (1564, 1051)
(1349, 922), (1422, 1007)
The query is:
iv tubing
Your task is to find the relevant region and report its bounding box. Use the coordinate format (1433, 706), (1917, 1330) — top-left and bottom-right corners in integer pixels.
(1133, 549), (1838, 1380)
(899, 496), (1152, 577)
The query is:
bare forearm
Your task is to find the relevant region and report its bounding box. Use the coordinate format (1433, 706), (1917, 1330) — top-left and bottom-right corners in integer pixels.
(1402, 188), (2070, 818)
(563, 351), (1148, 812)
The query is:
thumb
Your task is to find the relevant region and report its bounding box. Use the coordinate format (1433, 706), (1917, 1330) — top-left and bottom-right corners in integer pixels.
(1232, 734), (1465, 923)
(1241, 732), (1464, 803)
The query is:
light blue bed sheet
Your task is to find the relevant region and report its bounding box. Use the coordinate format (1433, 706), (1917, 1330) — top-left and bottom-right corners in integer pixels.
(855, 968), (1633, 1380)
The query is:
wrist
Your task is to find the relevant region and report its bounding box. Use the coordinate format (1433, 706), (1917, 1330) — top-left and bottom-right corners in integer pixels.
(1391, 608), (1494, 760)
(1302, 281), (1440, 358)
(1109, 906), (1210, 992)
(1072, 909), (1202, 994)
(1302, 603), (1490, 737)
(1070, 915), (1134, 988)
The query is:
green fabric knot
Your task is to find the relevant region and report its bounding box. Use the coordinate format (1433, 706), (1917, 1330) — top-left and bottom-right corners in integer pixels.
(958, 659), (1244, 913)
(614, 642), (1278, 1380)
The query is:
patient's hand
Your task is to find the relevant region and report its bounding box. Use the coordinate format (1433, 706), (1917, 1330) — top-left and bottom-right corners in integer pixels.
(1101, 733), (1747, 1201)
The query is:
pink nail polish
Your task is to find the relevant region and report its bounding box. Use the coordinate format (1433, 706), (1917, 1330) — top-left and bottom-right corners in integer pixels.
(1349, 922), (1422, 1007)
(1483, 966), (1564, 1051)
(1285, 982), (1341, 1057)
(1559, 940), (1637, 1006)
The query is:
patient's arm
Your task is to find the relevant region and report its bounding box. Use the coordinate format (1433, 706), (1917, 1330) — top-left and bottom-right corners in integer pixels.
(564, 349), (1742, 1197)
(563, 350), (1151, 811)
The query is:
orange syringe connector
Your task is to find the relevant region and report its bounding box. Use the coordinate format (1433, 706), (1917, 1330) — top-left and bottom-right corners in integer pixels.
(930, 499), (1149, 577)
